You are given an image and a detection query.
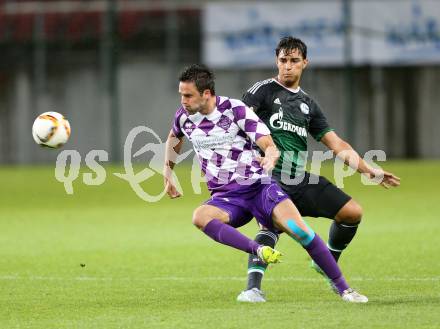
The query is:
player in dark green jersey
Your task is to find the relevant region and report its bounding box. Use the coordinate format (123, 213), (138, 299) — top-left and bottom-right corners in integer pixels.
(237, 36), (400, 303)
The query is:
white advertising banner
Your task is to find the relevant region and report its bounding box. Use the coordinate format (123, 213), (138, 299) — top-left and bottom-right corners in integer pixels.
(352, 0), (440, 65)
(203, 1), (345, 68)
(203, 1), (440, 68)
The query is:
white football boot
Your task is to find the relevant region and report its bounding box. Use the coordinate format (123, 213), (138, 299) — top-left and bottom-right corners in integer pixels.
(341, 288), (369, 303)
(237, 288), (266, 303)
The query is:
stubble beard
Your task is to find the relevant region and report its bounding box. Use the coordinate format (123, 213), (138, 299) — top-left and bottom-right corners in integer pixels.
(185, 102), (206, 115)
(279, 75), (298, 88)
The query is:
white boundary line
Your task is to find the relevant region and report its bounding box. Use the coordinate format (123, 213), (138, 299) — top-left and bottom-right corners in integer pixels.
(0, 275), (439, 282)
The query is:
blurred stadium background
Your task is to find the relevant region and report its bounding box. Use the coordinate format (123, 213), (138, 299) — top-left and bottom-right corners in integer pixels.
(1, 1), (440, 328)
(0, 0), (439, 163)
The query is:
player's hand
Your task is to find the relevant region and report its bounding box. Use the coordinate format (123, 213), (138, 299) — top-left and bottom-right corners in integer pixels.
(257, 145), (279, 173)
(369, 168), (401, 189)
(380, 171), (401, 188)
(258, 155), (277, 173)
(165, 179), (182, 198)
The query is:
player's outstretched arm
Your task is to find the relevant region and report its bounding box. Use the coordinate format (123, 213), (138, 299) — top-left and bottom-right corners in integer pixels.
(365, 168), (401, 189)
(321, 131), (400, 188)
(255, 135), (280, 173)
(163, 130), (184, 198)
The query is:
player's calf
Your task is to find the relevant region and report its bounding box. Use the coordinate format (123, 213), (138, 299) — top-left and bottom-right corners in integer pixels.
(246, 230), (279, 290)
(192, 205), (267, 257)
(272, 200), (351, 295)
(238, 229), (279, 301)
(329, 199), (362, 261)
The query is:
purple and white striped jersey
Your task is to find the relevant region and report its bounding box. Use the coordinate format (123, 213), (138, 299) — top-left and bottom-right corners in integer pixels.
(172, 96), (271, 193)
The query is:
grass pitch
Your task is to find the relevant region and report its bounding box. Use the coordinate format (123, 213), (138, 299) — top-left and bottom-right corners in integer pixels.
(0, 161), (439, 329)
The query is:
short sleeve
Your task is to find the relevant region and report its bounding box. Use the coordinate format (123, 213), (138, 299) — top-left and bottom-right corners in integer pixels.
(242, 81), (267, 114)
(172, 107), (185, 138)
(308, 100), (333, 141)
(232, 104), (271, 143)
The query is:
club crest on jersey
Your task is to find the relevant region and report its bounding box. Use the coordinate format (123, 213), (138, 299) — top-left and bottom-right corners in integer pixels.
(183, 121), (195, 134)
(300, 103), (310, 115)
(217, 115), (232, 130)
(269, 107), (307, 137)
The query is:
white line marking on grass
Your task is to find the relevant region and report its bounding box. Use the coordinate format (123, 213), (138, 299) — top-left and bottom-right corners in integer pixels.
(0, 275), (439, 282)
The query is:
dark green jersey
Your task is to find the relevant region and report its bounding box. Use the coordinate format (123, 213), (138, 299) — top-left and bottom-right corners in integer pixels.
(242, 78), (333, 177)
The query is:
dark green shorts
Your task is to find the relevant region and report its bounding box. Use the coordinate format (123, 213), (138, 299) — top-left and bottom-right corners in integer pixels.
(274, 172), (351, 219)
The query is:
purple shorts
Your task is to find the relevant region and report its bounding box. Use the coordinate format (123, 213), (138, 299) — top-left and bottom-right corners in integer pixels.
(205, 181), (289, 231)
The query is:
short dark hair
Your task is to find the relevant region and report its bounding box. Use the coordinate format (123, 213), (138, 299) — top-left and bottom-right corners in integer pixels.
(275, 36), (307, 59)
(179, 64), (216, 95)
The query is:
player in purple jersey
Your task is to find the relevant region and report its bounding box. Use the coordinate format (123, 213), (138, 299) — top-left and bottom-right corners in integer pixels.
(163, 64), (368, 303)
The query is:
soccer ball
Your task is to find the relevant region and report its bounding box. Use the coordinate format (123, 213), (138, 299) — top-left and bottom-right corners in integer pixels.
(32, 111), (71, 148)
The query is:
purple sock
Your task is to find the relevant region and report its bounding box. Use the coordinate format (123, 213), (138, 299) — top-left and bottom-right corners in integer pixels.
(203, 219), (260, 255)
(305, 234), (349, 294)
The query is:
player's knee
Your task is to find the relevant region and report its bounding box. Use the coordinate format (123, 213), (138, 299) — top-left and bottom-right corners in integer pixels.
(286, 219), (315, 247)
(342, 201), (363, 224)
(192, 208), (209, 229)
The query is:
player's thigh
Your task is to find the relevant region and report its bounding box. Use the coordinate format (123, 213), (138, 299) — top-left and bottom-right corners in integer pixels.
(204, 197), (253, 228)
(250, 183), (288, 231)
(294, 175), (352, 219)
(272, 198), (302, 225)
(192, 204), (230, 229)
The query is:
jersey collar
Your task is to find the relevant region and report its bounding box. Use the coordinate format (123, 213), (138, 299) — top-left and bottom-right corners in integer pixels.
(274, 78), (301, 93)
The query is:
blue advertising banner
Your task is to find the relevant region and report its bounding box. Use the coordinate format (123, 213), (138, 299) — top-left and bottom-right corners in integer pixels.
(203, 0), (440, 67)
(352, 0), (440, 65)
(203, 1), (345, 68)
